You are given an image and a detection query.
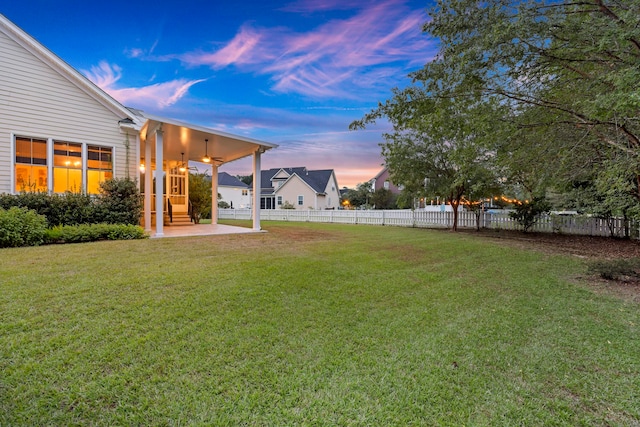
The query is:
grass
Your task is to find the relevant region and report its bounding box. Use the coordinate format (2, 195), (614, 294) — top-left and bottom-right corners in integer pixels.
(1, 221), (639, 425)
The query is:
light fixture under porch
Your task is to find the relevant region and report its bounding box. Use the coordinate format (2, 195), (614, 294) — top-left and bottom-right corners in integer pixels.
(179, 152), (187, 173)
(202, 138), (211, 163)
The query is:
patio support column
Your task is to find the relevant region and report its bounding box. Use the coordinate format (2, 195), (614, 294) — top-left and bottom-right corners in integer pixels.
(252, 148), (262, 230)
(144, 135), (152, 232)
(211, 163), (219, 224)
(154, 126), (164, 237)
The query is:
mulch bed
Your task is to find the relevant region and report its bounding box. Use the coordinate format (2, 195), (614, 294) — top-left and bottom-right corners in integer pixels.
(453, 228), (640, 302)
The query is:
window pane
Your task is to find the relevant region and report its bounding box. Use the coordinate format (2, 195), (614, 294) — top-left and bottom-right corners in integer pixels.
(87, 146), (113, 194)
(15, 165), (47, 192)
(54, 167), (82, 193)
(15, 137), (31, 164)
(32, 139), (47, 165)
(54, 141), (82, 168)
(87, 145), (112, 170)
(15, 137), (47, 165)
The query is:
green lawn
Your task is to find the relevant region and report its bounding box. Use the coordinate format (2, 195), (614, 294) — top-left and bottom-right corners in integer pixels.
(1, 222), (638, 425)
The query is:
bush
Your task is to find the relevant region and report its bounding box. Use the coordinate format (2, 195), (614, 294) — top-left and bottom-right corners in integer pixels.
(46, 223), (148, 244)
(0, 178), (142, 227)
(0, 207), (48, 248)
(0, 191), (94, 226)
(95, 178), (143, 225)
(509, 196), (551, 232)
(587, 258), (640, 281)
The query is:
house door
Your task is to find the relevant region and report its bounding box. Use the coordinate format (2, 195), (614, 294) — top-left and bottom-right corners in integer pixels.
(168, 167), (188, 213)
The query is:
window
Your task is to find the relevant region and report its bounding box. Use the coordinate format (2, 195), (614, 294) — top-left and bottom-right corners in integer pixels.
(384, 181), (390, 190)
(297, 195), (304, 206)
(260, 197), (274, 209)
(15, 136), (47, 192)
(277, 196), (282, 206)
(53, 141), (83, 193)
(87, 145), (113, 194)
(14, 136), (114, 194)
(242, 189), (248, 196)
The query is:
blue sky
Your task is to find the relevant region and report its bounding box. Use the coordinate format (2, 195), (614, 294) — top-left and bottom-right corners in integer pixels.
(3, 0), (437, 187)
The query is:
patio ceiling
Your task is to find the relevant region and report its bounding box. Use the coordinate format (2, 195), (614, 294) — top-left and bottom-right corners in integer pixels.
(139, 113), (277, 165)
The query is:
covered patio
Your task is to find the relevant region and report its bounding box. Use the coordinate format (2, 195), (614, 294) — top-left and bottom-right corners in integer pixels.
(133, 111), (277, 237)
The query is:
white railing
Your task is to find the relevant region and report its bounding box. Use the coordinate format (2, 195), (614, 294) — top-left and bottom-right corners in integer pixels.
(218, 209), (638, 239)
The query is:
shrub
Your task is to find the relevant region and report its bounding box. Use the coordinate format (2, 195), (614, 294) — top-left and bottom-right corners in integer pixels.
(0, 191), (95, 226)
(95, 178), (143, 225)
(188, 173), (212, 224)
(0, 207), (48, 248)
(509, 196), (551, 232)
(587, 258), (640, 281)
(46, 223), (148, 244)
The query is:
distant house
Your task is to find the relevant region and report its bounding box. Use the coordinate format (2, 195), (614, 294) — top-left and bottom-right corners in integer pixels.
(259, 167), (341, 210)
(218, 172), (251, 209)
(370, 166), (402, 194)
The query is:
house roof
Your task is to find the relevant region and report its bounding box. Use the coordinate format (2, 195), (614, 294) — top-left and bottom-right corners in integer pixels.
(372, 166), (389, 181)
(218, 172), (248, 188)
(0, 14), (136, 123)
(260, 167), (335, 195)
(293, 169), (334, 194)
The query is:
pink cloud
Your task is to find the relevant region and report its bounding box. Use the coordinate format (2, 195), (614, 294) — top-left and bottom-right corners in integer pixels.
(180, 25), (267, 68)
(83, 61), (205, 109)
(175, 1), (436, 98)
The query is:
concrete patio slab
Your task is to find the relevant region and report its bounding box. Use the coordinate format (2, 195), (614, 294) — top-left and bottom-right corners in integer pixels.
(150, 223), (263, 238)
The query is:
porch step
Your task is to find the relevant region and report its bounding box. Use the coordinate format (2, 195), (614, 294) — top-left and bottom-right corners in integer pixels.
(167, 213), (194, 226)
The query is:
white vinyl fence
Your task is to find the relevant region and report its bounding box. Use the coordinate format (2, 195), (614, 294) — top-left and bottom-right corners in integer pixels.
(219, 209), (637, 239)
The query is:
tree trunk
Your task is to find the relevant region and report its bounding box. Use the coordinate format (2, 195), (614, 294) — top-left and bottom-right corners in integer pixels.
(451, 199), (460, 231)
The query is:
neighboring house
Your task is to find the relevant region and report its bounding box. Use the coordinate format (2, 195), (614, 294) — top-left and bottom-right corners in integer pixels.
(0, 14), (276, 236)
(218, 172), (251, 209)
(259, 167), (341, 210)
(370, 166), (402, 194)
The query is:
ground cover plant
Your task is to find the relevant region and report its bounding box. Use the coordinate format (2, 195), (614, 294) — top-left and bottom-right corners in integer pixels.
(1, 222), (638, 425)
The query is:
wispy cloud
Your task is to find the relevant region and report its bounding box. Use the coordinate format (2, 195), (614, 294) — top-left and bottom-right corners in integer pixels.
(174, 1), (435, 99)
(82, 61), (205, 109)
(279, 0), (373, 13)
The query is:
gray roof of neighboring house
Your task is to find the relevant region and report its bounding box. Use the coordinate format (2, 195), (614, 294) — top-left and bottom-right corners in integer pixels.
(218, 172), (249, 188)
(259, 167), (334, 195)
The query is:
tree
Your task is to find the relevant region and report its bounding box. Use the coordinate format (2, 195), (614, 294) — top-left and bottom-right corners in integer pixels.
(343, 182), (374, 209)
(509, 196), (552, 233)
(188, 173), (211, 224)
(352, 86), (504, 230)
(237, 174), (253, 186)
(353, 0), (640, 230)
(420, 0), (640, 197)
(370, 188), (397, 210)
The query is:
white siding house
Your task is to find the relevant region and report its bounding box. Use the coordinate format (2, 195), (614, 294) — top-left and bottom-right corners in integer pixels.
(259, 167), (341, 210)
(218, 172), (251, 209)
(0, 14), (277, 235)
